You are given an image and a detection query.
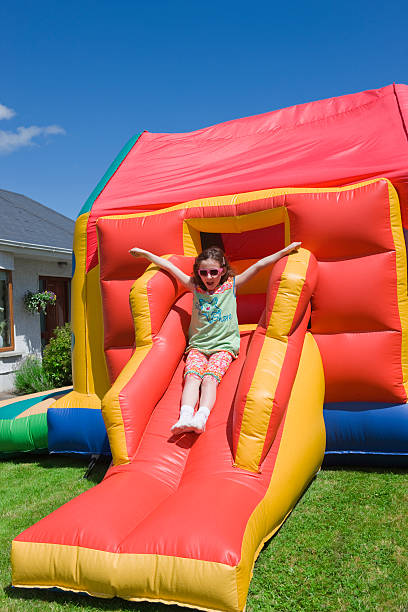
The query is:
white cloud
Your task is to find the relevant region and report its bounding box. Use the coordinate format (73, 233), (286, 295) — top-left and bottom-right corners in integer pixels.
(43, 125), (66, 135)
(0, 124), (66, 154)
(0, 103), (66, 153)
(0, 103), (16, 120)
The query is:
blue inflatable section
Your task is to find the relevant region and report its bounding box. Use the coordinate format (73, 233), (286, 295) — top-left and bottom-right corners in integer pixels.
(47, 401), (407, 462)
(47, 408), (111, 455)
(323, 402), (408, 465)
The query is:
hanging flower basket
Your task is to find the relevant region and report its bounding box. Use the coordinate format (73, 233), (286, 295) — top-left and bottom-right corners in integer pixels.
(23, 290), (57, 315)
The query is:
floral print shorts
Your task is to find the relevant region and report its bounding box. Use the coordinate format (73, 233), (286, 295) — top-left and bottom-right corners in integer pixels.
(185, 348), (233, 383)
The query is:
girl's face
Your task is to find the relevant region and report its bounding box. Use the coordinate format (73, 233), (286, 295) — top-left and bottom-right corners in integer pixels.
(197, 258), (224, 292)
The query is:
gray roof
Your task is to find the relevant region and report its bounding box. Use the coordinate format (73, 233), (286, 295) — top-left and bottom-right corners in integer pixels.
(0, 189), (74, 251)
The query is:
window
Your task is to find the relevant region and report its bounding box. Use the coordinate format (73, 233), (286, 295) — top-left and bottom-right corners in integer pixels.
(0, 270), (14, 351)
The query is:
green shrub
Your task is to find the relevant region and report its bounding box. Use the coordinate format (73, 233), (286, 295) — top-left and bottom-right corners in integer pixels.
(42, 323), (73, 387)
(14, 356), (52, 394)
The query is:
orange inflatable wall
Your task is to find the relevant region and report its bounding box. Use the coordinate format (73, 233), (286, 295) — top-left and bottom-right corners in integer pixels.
(97, 178), (407, 403)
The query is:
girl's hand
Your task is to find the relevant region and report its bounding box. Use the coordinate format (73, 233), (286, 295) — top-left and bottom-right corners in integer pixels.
(282, 241), (301, 254)
(129, 247), (149, 258)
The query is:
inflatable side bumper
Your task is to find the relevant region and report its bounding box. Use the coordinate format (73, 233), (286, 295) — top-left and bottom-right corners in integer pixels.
(0, 388), (71, 454)
(323, 402), (408, 465)
(47, 405), (110, 455)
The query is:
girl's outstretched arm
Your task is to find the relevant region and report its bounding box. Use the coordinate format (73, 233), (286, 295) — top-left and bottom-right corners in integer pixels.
(235, 242), (302, 288)
(129, 248), (194, 289)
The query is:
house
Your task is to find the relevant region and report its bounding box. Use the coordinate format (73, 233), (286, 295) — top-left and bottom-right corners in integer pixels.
(0, 189), (74, 392)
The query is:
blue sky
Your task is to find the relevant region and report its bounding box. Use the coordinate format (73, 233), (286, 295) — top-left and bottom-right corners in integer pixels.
(1, 0), (407, 220)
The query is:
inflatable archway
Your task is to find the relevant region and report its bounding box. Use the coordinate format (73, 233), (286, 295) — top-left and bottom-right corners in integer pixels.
(11, 84), (408, 611)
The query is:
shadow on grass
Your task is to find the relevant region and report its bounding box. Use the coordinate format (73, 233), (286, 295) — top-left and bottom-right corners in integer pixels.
(322, 450), (408, 471)
(4, 585), (193, 611)
(4, 453), (112, 483)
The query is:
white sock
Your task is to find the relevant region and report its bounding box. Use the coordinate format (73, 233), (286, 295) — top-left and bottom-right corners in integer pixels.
(171, 405), (194, 433)
(192, 406), (210, 433)
(180, 405), (194, 418)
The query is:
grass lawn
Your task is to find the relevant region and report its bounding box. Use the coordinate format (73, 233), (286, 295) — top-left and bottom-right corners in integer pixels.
(0, 454), (407, 612)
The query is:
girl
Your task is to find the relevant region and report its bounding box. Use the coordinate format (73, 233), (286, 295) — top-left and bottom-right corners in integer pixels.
(129, 242), (301, 435)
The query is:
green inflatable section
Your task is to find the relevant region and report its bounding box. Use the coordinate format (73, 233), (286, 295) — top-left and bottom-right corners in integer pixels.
(0, 389), (70, 454)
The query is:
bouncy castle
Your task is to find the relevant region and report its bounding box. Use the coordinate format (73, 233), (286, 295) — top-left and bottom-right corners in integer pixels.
(12, 84), (408, 611)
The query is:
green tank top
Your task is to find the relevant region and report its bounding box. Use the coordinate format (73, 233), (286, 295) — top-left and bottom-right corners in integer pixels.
(187, 278), (240, 357)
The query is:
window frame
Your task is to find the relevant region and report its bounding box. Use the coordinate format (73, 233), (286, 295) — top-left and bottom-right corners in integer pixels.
(0, 270), (15, 353)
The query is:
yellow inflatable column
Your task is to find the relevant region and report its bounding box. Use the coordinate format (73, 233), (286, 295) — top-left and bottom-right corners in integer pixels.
(51, 213), (109, 411)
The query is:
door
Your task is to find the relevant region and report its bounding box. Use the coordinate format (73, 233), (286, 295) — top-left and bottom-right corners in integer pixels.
(39, 276), (70, 348)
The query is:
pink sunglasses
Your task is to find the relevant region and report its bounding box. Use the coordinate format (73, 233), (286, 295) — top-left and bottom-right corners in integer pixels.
(198, 267), (224, 278)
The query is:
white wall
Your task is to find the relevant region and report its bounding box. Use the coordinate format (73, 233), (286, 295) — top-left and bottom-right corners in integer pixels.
(0, 254), (71, 392)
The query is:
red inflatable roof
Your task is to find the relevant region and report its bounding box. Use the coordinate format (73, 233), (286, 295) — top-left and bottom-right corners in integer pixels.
(85, 83), (408, 270)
